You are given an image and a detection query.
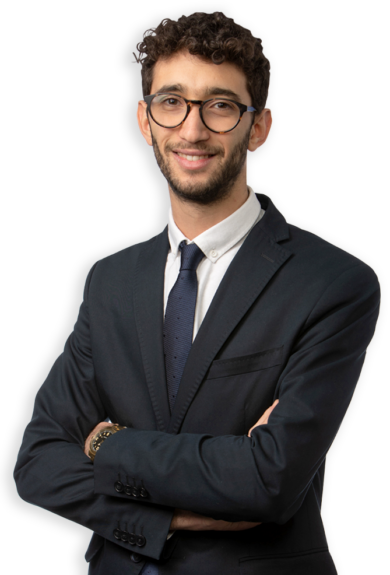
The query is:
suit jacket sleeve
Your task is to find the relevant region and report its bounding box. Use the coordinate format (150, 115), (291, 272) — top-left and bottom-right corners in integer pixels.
(93, 262), (380, 525)
(13, 262), (174, 561)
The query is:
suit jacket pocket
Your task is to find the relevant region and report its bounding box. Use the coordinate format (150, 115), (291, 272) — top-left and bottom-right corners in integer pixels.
(182, 346), (284, 435)
(85, 532), (104, 563)
(239, 549), (338, 575)
(207, 346), (283, 380)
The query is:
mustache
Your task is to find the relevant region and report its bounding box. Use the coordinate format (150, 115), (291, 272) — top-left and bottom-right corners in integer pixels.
(164, 143), (225, 157)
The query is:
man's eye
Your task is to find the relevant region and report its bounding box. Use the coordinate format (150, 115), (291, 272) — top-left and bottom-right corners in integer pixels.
(163, 98), (180, 106)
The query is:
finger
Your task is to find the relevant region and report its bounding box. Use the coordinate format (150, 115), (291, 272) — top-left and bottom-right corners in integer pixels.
(248, 399), (279, 436)
(263, 399), (279, 417)
(264, 398), (279, 415)
(261, 399), (279, 423)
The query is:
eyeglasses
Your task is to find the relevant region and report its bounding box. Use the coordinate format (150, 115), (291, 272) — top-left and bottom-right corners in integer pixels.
(144, 92), (257, 134)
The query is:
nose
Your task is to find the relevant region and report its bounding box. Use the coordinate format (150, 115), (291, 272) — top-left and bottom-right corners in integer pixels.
(178, 103), (210, 143)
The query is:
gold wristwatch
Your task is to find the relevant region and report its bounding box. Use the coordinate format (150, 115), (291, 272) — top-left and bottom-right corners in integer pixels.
(88, 423), (126, 461)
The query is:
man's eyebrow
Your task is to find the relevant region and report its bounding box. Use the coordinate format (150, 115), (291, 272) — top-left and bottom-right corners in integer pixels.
(154, 84), (242, 102)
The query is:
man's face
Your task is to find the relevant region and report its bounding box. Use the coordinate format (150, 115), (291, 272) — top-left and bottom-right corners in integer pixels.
(139, 51), (256, 206)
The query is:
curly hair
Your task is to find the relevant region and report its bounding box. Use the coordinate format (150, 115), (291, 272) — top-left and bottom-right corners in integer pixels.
(134, 12), (270, 114)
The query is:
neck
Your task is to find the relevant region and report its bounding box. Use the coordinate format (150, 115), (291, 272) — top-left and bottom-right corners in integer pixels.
(170, 186), (248, 240)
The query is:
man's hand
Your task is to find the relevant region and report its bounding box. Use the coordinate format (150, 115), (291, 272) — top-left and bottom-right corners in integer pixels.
(170, 508), (261, 531)
(84, 422), (113, 457)
(171, 399), (279, 531)
(247, 399), (279, 437)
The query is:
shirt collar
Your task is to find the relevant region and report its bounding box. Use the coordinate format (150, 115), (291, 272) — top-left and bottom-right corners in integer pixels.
(167, 186), (261, 263)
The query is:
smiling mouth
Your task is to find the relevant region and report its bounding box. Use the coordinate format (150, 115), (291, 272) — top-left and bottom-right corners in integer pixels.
(175, 152), (213, 161)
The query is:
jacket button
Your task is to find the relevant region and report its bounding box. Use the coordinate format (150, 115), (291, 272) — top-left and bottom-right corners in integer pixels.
(136, 535), (146, 547)
(140, 487), (149, 498)
(131, 552), (142, 563)
(121, 531), (128, 543)
(113, 528), (122, 540)
(131, 487), (140, 497)
(128, 532), (137, 545)
(114, 481), (124, 493)
(125, 484), (132, 496)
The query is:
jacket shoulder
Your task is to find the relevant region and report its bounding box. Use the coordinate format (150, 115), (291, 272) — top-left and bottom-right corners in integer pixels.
(284, 223), (379, 282)
(83, 228), (168, 297)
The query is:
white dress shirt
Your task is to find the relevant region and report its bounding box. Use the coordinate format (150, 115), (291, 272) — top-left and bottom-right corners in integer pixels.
(164, 186), (264, 541)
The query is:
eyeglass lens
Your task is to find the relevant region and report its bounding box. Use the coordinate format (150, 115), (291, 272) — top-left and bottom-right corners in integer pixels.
(150, 94), (241, 132)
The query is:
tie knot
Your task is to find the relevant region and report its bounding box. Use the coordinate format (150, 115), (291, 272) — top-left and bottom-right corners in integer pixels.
(179, 240), (204, 271)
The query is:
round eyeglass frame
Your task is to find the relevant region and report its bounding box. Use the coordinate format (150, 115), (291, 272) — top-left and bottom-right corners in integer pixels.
(144, 92), (257, 134)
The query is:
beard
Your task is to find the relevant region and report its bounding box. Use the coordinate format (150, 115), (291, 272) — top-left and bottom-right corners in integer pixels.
(151, 126), (252, 206)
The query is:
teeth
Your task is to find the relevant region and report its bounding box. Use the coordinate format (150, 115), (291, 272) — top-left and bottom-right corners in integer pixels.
(177, 153), (210, 161)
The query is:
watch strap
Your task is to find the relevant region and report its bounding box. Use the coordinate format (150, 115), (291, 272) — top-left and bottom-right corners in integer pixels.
(89, 424), (126, 461)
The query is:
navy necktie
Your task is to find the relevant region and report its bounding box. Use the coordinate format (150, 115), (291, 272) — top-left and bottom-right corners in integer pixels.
(164, 240), (205, 411)
(139, 241), (204, 575)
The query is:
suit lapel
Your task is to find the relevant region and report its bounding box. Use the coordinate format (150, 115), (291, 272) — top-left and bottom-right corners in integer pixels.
(133, 195), (292, 435)
(133, 228), (171, 432)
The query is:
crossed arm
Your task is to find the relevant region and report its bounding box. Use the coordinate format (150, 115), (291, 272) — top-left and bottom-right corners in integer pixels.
(84, 400), (279, 533)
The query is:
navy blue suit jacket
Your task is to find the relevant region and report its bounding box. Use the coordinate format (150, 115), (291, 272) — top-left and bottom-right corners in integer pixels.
(14, 194), (380, 575)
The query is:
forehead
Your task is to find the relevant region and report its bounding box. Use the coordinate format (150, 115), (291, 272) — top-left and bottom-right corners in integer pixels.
(150, 50), (251, 102)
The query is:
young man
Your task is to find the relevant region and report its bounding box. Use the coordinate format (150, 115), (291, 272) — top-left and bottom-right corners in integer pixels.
(14, 12), (380, 575)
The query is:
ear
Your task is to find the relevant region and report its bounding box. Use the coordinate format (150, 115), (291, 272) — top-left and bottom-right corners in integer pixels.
(137, 100), (153, 146)
(248, 108), (273, 153)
